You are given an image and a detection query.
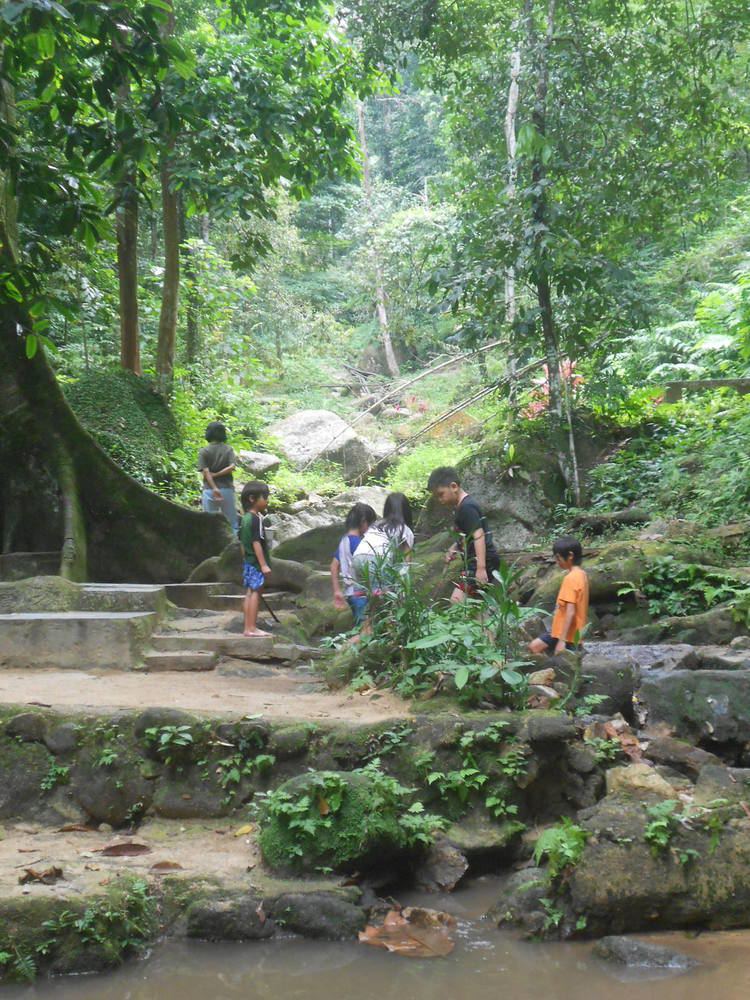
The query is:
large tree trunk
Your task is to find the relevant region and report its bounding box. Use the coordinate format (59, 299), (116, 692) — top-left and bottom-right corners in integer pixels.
(156, 151), (179, 389)
(527, 0), (580, 499)
(155, 0), (179, 390)
(116, 171), (141, 374)
(181, 202), (200, 365)
(356, 101), (400, 379)
(0, 319), (233, 582)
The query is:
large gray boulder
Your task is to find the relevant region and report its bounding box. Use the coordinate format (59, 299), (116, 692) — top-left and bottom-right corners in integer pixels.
(267, 410), (393, 480)
(639, 668), (750, 744)
(271, 486), (388, 563)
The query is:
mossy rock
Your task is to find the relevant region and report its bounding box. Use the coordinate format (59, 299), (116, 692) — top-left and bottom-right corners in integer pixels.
(258, 770), (428, 875)
(0, 576), (79, 614)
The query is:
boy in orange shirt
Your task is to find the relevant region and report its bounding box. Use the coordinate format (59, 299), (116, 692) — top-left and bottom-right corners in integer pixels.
(529, 536), (589, 655)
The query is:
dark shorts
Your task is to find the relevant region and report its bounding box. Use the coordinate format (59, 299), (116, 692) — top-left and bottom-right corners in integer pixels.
(243, 562), (265, 592)
(455, 559), (501, 596)
(538, 631), (577, 653)
(347, 594), (368, 626)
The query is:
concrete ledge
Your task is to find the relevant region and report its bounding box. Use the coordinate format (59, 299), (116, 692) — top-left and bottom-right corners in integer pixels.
(0, 612), (158, 670)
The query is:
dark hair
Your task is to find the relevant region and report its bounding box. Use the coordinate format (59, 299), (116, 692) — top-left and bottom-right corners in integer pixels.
(205, 421), (227, 443)
(376, 492), (413, 536)
(241, 480), (269, 512)
(553, 536), (583, 565)
(345, 502), (377, 532)
(427, 466), (461, 490)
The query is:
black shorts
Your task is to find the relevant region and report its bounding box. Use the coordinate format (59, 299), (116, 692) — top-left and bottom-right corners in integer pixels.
(538, 631), (577, 653)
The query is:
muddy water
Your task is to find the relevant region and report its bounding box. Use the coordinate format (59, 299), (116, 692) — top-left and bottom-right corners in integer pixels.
(3, 877), (750, 1000)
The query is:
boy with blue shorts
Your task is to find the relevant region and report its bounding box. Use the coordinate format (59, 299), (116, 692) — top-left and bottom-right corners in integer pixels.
(239, 481), (272, 637)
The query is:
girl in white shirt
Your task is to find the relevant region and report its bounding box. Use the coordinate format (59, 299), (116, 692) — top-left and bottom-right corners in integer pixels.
(353, 492), (414, 595)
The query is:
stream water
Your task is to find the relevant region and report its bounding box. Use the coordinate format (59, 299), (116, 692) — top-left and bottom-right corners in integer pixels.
(2, 877), (749, 1000)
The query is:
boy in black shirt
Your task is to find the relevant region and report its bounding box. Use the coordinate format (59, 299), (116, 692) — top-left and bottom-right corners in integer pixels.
(427, 466), (500, 603)
(239, 481), (272, 637)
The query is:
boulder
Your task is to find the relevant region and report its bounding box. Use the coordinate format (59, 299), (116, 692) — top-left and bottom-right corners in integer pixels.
(572, 654), (639, 719)
(72, 751), (154, 826)
(605, 763), (677, 799)
(44, 722), (79, 756)
(267, 410), (393, 480)
(638, 669), (750, 744)
(266, 556), (311, 594)
(271, 486), (388, 563)
(0, 575), (79, 613)
(186, 895), (276, 941)
(643, 736), (720, 777)
(593, 935), (700, 970)
(486, 866), (551, 937)
(619, 605), (745, 646)
(258, 770), (432, 875)
(187, 541), (242, 585)
(270, 891), (367, 939)
(523, 713), (576, 745)
(693, 764), (750, 805)
(568, 794), (750, 934)
(415, 837), (469, 892)
(237, 450), (281, 475)
(445, 813), (525, 868)
(4, 712), (47, 743)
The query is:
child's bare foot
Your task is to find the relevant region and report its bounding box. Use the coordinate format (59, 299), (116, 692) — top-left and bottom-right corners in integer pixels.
(243, 628), (271, 637)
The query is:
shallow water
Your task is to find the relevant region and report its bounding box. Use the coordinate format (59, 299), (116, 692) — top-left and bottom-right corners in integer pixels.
(3, 877), (750, 1000)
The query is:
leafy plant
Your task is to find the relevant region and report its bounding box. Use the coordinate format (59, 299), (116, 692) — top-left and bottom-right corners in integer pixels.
(144, 724), (197, 766)
(540, 897), (564, 932)
(95, 747), (119, 769)
(644, 799), (681, 856)
(40, 761), (70, 792)
(533, 819), (589, 879)
(619, 555), (750, 619)
(583, 737), (623, 765)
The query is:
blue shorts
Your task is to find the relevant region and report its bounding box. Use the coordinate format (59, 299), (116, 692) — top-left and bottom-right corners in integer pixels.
(243, 562), (265, 592)
(347, 594), (368, 626)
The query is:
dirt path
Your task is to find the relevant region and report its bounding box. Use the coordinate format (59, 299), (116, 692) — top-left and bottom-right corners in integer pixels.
(0, 662), (410, 723)
(0, 817), (302, 902)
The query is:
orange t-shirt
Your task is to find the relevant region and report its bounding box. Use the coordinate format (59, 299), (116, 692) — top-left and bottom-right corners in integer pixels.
(551, 565), (589, 643)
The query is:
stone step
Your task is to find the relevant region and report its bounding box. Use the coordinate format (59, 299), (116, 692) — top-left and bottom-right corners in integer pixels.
(140, 650), (218, 673)
(0, 611), (158, 670)
(165, 582), (243, 609)
(79, 583), (169, 615)
(208, 591), (294, 613)
(150, 631), (321, 663)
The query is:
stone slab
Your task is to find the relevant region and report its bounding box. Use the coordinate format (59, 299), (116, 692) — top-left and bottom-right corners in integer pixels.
(0, 612), (157, 670)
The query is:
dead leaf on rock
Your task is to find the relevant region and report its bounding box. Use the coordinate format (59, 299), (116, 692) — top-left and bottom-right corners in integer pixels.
(19, 866), (63, 885)
(358, 907), (455, 958)
(150, 860), (183, 873)
(84, 864), (101, 871)
(97, 841), (152, 857)
(57, 824), (93, 833)
(234, 824), (254, 837)
(318, 797), (330, 816)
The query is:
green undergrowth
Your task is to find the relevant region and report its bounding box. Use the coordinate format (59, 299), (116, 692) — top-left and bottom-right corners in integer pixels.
(618, 555), (750, 620)
(254, 761), (444, 873)
(584, 393), (750, 529)
(0, 879), (157, 984)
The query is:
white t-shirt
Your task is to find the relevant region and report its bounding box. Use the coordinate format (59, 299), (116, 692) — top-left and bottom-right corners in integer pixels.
(334, 534), (362, 597)
(354, 523), (414, 561)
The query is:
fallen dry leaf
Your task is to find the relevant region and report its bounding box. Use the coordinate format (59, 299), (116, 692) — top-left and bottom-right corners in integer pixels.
(57, 824), (93, 833)
(19, 866), (63, 885)
(150, 860), (183, 873)
(358, 908), (455, 958)
(84, 864), (101, 871)
(318, 797), (330, 817)
(97, 841), (152, 857)
(234, 824), (254, 838)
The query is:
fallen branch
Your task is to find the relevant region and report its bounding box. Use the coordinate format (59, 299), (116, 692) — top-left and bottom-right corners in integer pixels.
(300, 338), (512, 472)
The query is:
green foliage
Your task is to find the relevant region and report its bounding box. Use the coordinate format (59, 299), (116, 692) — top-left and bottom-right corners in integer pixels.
(144, 724), (199, 767)
(644, 800), (681, 856)
(619, 555), (750, 619)
(533, 819), (589, 879)
(588, 395), (750, 528)
(40, 760), (70, 793)
(256, 761), (444, 871)
(582, 738), (622, 766)
(384, 439), (474, 501)
(0, 880), (156, 983)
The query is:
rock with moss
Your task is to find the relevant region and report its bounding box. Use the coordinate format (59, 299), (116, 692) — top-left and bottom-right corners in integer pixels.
(0, 576), (79, 614)
(619, 604), (745, 645)
(639, 668), (750, 744)
(270, 890), (367, 939)
(258, 768), (440, 875)
(567, 792), (750, 934)
(186, 894), (276, 941)
(72, 749), (154, 827)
